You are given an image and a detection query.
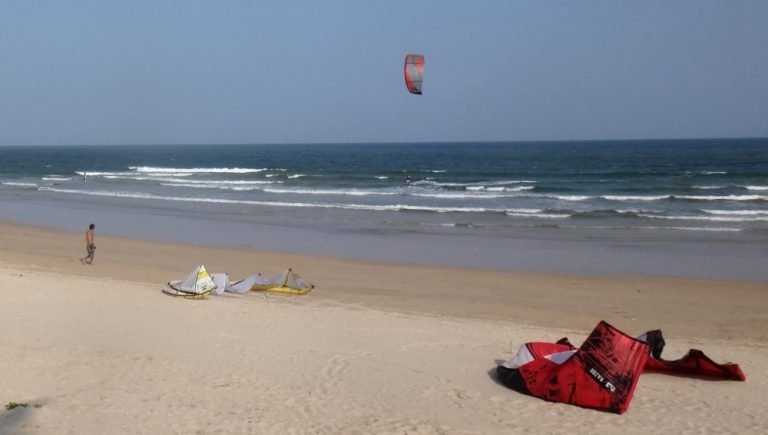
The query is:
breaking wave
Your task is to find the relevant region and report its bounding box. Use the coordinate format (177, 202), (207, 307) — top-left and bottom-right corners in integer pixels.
(638, 213), (768, 222)
(1, 182), (38, 188)
(37, 187), (516, 214)
(128, 166), (272, 174)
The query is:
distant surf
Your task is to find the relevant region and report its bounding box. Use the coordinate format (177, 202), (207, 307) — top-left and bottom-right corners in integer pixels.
(1, 139), (767, 234)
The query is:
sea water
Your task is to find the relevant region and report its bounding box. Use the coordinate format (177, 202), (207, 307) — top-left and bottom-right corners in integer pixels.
(1, 139), (767, 279)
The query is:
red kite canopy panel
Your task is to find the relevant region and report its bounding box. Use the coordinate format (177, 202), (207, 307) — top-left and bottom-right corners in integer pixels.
(515, 321), (649, 414)
(404, 54), (425, 95)
(497, 321), (745, 414)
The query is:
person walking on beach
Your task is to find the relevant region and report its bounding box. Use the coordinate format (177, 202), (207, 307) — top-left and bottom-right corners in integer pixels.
(80, 223), (96, 265)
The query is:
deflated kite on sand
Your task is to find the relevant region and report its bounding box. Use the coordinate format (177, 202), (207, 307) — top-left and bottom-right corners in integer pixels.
(225, 272), (268, 294)
(496, 320), (745, 414)
(163, 266), (314, 298)
(225, 269), (314, 295)
(210, 273), (228, 296)
(163, 265), (217, 299)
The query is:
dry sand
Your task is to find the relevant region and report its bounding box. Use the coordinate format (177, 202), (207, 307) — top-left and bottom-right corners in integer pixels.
(1, 221), (767, 434)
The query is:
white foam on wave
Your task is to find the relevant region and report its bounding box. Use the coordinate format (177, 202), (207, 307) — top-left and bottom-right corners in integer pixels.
(413, 179), (536, 189)
(430, 223), (477, 228)
(128, 166), (271, 174)
(2, 182), (38, 188)
(634, 226), (741, 233)
(701, 171), (727, 175)
(488, 186), (534, 192)
(638, 213), (768, 222)
(287, 174), (305, 179)
(410, 191), (523, 199)
(377, 204), (492, 213)
(505, 209), (569, 219)
(692, 185), (727, 190)
(703, 209), (768, 216)
(160, 183), (265, 191)
(465, 185), (534, 192)
(598, 194), (767, 202)
(411, 180), (458, 188)
(37, 187), (512, 214)
(102, 175), (188, 181)
(375, 176), (389, 180)
(42, 177), (71, 181)
(601, 195), (669, 201)
(675, 194), (766, 201)
(101, 175), (277, 186)
(263, 188), (397, 196)
(76, 171), (138, 177)
(550, 195), (592, 201)
(746, 186), (768, 191)
(263, 187), (530, 199)
(485, 180), (537, 185)
(159, 179), (276, 186)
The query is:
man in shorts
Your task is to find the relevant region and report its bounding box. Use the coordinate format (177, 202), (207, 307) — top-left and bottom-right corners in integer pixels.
(80, 223), (96, 264)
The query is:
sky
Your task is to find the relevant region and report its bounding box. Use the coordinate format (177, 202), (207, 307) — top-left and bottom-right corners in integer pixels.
(1, 0), (767, 145)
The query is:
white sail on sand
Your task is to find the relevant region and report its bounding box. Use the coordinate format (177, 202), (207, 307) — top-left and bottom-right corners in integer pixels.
(163, 265), (217, 298)
(226, 269), (314, 295)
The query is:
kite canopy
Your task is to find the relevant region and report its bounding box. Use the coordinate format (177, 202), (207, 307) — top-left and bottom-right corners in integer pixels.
(404, 54), (425, 95)
(235, 269), (314, 295)
(210, 273), (229, 296)
(500, 321), (649, 414)
(496, 321), (746, 414)
(164, 267), (315, 298)
(226, 273), (270, 294)
(164, 265), (216, 298)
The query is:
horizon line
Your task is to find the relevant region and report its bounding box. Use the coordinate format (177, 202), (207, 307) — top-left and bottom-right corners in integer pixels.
(1, 136), (767, 147)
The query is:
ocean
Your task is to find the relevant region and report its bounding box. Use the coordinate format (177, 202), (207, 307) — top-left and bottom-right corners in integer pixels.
(1, 139), (767, 279)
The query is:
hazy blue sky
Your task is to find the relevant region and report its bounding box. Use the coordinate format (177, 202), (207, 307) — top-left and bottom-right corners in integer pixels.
(1, 1), (767, 145)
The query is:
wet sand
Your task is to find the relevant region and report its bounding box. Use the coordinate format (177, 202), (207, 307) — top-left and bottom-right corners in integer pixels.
(1, 221), (766, 341)
(1, 195), (766, 281)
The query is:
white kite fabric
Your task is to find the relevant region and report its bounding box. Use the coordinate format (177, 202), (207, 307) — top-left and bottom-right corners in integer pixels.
(252, 269), (314, 292)
(226, 273), (270, 294)
(168, 265), (217, 295)
(210, 273), (229, 296)
(164, 266), (314, 297)
(227, 269), (314, 295)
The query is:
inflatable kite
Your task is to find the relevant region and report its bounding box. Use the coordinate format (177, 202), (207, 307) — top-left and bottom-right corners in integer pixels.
(163, 265), (216, 298)
(227, 269), (314, 295)
(496, 321), (745, 414)
(404, 54), (424, 95)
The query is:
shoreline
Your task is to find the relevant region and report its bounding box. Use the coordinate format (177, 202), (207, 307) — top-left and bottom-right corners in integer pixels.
(1, 219), (766, 343)
(1, 194), (767, 282)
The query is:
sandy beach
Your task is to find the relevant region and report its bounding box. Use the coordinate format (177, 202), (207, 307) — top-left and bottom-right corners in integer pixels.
(3, 0), (767, 432)
(1, 221), (767, 434)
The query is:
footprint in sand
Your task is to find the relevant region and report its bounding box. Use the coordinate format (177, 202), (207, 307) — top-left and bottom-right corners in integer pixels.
(445, 388), (472, 409)
(320, 354), (350, 392)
